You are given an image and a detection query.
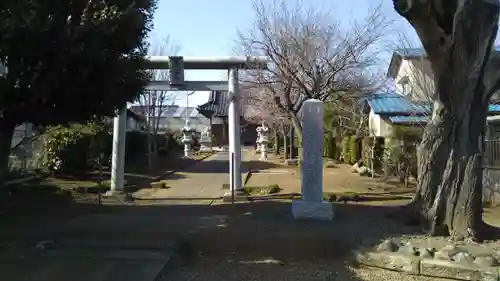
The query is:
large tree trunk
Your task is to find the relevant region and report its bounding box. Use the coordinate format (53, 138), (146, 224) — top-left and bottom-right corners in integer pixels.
(0, 123), (15, 186)
(412, 103), (486, 239)
(393, 0), (500, 240)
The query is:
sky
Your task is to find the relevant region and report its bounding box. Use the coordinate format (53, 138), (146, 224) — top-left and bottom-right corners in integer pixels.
(151, 0), (419, 107)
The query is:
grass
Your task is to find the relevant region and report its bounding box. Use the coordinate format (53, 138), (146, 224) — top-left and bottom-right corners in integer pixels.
(44, 178), (135, 194)
(149, 180), (169, 189)
(222, 183), (281, 196)
(0, 179), (75, 214)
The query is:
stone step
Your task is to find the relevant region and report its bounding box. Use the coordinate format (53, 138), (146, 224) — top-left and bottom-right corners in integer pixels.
(55, 237), (178, 251)
(2, 248), (173, 281)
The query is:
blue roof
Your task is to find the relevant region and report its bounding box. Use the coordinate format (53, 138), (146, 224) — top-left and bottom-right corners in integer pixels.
(365, 90), (430, 115)
(490, 104), (500, 113)
(365, 90), (500, 124)
(389, 116), (430, 125)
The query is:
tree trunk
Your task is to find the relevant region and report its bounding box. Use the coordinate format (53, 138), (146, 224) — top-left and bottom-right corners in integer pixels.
(283, 130), (288, 159)
(290, 114), (303, 163)
(392, 0), (500, 241)
(412, 104), (486, 240)
(274, 129), (279, 155)
(0, 123), (15, 186)
(289, 128), (294, 159)
(147, 128), (152, 169)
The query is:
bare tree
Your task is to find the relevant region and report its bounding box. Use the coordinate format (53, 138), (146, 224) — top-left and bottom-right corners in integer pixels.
(393, 0), (500, 240)
(137, 36), (180, 168)
(242, 85), (292, 155)
(239, 0), (390, 161)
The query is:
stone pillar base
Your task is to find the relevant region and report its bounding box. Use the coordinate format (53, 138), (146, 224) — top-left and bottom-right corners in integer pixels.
(200, 145), (212, 152)
(291, 200), (334, 220)
(103, 190), (124, 197)
(222, 190), (247, 202)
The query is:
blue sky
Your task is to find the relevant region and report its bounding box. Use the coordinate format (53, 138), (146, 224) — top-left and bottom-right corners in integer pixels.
(151, 0), (419, 106)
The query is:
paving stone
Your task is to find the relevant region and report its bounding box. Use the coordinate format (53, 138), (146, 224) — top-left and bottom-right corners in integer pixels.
(453, 252), (475, 266)
(354, 251), (420, 274)
(376, 239), (400, 253)
(475, 255), (498, 267)
(420, 258), (498, 281)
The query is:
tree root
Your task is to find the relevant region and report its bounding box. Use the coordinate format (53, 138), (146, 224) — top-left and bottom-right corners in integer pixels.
(385, 203), (422, 227)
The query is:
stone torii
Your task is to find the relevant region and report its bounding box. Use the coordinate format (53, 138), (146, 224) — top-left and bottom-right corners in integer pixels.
(106, 56), (269, 197)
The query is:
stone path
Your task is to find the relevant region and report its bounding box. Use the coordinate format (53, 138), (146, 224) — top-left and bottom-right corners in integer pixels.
(133, 149), (253, 200)
(0, 242), (176, 281)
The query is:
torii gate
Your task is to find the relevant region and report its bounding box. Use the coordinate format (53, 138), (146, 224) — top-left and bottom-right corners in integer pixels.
(106, 56), (269, 197)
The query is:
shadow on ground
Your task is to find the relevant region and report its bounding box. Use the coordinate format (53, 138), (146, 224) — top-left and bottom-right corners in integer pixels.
(181, 160), (281, 174)
(1, 181), (498, 280)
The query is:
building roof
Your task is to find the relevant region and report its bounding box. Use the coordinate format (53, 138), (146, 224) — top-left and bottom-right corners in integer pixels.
(388, 115), (429, 125)
(197, 91), (245, 118)
(128, 105), (206, 118)
(387, 47), (500, 78)
(365, 90), (430, 116)
(365, 89), (500, 125)
(126, 109), (145, 122)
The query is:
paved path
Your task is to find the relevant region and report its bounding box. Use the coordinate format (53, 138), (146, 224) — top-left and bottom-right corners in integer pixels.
(0, 248), (175, 281)
(133, 149), (253, 200)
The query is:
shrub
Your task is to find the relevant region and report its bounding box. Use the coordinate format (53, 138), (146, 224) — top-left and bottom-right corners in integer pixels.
(341, 136), (350, 163)
(362, 136), (373, 163)
(244, 184), (281, 195)
(166, 129), (184, 150)
(349, 135), (360, 164)
(41, 122), (112, 173)
(387, 126), (422, 181)
(41, 122), (152, 173)
(324, 132), (336, 159)
(124, 131), (149, 162)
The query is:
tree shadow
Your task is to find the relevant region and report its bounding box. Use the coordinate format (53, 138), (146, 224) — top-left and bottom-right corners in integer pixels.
(3, 183), (500, 280)
(181, 160), (281, 174)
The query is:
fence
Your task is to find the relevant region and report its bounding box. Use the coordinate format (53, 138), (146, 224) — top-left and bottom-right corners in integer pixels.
(483, 139), (500, 205)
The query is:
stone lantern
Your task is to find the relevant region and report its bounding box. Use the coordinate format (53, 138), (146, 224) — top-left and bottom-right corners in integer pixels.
(181, 125), (195, 158)
(199, 126), (212, 153)
(256, 121), (270, 160)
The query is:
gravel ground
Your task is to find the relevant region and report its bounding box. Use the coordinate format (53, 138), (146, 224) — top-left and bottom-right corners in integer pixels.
(160, 254), (443, 281)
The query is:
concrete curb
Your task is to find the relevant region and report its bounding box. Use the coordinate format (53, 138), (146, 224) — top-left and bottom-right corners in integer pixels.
(3, 175), (38, 186)
(133, 196), (223, 201)
(352, 250), (499, 281)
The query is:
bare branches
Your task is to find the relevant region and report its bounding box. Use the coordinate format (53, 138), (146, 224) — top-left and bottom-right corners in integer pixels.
(239, 0), (390, 142)
(137, 36), (180, 135)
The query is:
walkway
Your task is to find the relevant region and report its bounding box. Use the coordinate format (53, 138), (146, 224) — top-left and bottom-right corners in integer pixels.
(133, 149), (253, 200)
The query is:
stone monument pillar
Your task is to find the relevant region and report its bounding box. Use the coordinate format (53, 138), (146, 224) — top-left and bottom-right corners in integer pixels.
(291, 99), (333, 220)
(256, 122), (269, 161)
(181, 125), (194, 158)
(199, 126), (213, 153)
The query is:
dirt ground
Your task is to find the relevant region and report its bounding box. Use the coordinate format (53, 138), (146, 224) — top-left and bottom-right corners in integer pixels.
(245, 153), (500, 227)
(246, 155), (415, 197)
